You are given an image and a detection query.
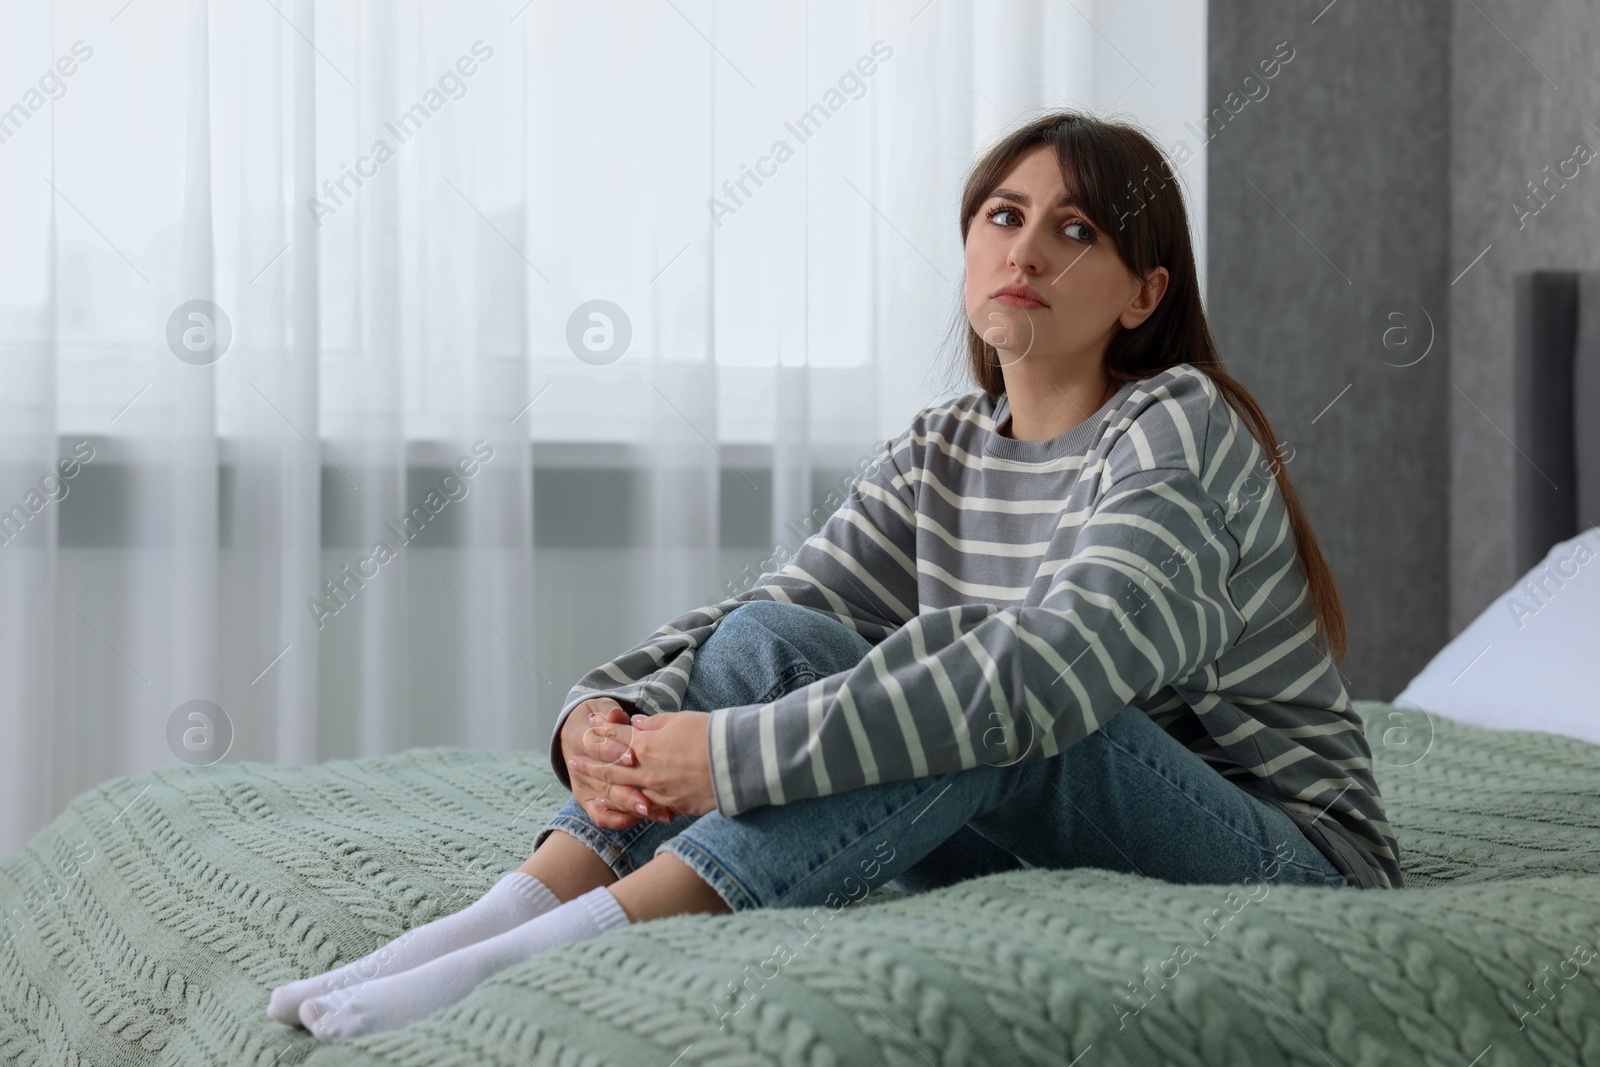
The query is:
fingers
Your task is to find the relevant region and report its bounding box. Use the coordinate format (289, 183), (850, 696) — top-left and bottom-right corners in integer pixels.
(571, 715), (677, 823)
(581, 724), (634, 766)
(590, 701), (631, 725)
(583, 797), (641, 831)
(590, 798), (672, 828)
(639, 786), (682, 811)
(562, 700), (627, 764)
(573, 698), (616, 722)
(580, 726), (674, 819)
(629, 713), (669, 731)
(601, 781), (675, 823)
(583, 727), (672, 817)
(581, 784), (672, 825)
(570, 753), (646, 788)
(568, 704), (670, 826)
(573, 699), (630, 736)
(570, 760), (674, 824)
(582, 767), (675, 822)
(572, 777), (652, 831)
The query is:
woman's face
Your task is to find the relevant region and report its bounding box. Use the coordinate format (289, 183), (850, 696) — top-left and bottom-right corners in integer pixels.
(963, 144), (1166, 373)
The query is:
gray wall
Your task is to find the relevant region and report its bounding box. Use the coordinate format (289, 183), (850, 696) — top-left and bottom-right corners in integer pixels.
(1206, 1), (1452, 698)
(1449, 1), (1600, 632)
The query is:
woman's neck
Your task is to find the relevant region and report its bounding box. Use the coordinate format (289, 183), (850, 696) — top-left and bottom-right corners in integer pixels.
(998, 364), (1114, 442)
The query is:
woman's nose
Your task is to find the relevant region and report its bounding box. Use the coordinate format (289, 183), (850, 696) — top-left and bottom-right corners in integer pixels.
(1006, 228), (1046, 274)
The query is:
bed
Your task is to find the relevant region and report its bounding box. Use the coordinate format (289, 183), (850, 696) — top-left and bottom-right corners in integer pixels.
(5, 271), (1599, 1066)
(1, 699), (1598, 1067)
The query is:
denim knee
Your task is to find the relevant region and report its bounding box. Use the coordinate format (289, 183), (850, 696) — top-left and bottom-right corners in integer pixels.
(684, 600), (872, 711)
(722, 601), (870, 654)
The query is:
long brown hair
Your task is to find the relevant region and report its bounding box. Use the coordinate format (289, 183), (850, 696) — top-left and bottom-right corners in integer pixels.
(954, 110), (1347, 663)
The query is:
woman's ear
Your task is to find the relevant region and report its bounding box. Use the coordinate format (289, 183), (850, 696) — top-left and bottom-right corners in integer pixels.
(1119, 265), (1169, 330)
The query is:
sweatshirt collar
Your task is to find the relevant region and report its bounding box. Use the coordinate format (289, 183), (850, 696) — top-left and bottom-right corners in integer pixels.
(984, 380), (1140, 462)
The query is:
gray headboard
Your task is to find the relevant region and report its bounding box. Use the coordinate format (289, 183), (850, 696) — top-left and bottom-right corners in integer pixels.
(1511, 270), (1600, 574)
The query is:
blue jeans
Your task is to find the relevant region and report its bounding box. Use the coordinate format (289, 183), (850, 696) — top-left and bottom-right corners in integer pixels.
(536, 600), (1348, 911)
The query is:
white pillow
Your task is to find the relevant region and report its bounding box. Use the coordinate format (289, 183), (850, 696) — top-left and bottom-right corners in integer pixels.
(1393, 526), (1600, 743)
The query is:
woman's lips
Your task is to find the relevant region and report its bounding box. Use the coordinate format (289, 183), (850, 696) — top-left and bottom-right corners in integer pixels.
(994, 294), (1047, 309)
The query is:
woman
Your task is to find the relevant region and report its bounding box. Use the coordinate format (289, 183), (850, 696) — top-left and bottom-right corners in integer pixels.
(273, 110), (1402, 1044)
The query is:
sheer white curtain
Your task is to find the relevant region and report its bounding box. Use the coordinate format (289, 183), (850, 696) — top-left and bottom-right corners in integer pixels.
(0, 0), (1204, 855)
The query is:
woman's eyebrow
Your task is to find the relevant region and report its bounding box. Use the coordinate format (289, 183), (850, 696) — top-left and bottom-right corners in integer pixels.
(991, 188), (1078, 209)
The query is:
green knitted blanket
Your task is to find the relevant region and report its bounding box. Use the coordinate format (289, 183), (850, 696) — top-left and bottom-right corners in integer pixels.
(3, 701), (1598, 1067)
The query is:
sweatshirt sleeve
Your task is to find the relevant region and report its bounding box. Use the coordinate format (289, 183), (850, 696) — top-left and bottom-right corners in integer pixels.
(545, 427), (921, 791)
(705, 464), (1251, 815)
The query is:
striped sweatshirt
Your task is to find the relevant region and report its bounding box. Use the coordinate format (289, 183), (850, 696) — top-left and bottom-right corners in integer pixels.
(549, 363), (1404, 890)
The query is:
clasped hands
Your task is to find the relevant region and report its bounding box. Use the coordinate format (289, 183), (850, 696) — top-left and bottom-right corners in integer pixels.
(560, 697), (717, 830)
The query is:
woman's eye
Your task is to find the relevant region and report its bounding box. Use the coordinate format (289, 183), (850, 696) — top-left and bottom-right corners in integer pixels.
(984, 205), (1095, 242)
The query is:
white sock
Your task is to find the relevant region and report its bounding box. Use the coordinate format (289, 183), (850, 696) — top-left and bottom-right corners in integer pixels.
(268, 871), (560, 1026)
(299, 886), (630, 1044)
